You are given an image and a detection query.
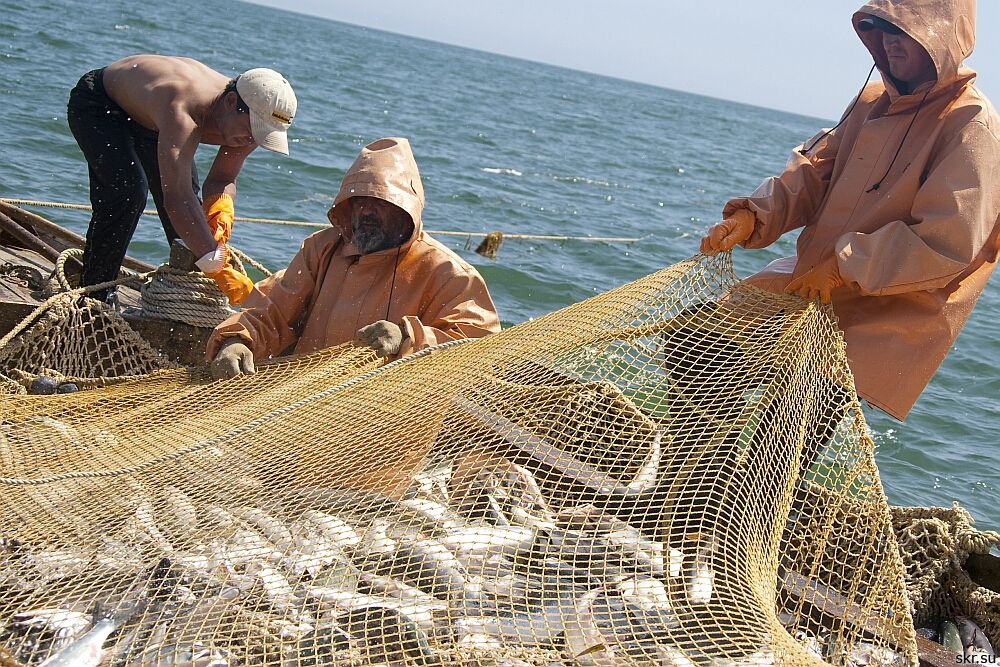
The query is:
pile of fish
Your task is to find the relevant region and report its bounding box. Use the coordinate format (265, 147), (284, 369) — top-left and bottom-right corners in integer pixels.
(917, 618), (996, 662)
(0, 455), (914, 667)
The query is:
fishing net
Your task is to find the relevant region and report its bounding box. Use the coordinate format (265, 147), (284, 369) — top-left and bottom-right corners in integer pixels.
(0, 290), (178, 388)
(892, 505), (1000, 643)
(0, 254), (916, 666)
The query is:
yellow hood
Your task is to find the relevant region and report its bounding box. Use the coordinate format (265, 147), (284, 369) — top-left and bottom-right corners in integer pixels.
(853, 0), (976, 98)
(327, 137), (425, 244)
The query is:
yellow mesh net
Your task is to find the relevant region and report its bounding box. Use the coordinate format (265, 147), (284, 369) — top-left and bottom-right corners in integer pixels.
(892, 504), (1000, 644)
(0, 255), (916, 666)
(0, 292), (177, 385)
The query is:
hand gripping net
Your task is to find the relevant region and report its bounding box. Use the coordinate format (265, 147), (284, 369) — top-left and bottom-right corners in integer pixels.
(0, 254), (915, 666)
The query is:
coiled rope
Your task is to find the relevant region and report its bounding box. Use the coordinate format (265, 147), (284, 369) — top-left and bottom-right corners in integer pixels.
(53, 248), (234, 329)
(0, 198), (642, 244)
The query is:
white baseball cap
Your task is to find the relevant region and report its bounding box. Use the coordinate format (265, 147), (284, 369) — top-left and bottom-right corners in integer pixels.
(236, 68), (297, 155)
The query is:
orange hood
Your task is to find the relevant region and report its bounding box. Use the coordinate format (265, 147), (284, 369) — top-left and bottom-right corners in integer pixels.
(853, 0), (976, 102)
(327, 137), (426, 247)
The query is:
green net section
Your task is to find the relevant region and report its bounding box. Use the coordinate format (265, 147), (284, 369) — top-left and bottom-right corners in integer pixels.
(0, 255), (914, 666)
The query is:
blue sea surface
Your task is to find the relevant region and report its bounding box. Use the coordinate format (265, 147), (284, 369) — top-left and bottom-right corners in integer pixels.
(0, 0), (997, 529)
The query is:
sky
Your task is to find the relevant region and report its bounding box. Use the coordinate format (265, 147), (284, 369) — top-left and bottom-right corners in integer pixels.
(246, 0), (999, 121)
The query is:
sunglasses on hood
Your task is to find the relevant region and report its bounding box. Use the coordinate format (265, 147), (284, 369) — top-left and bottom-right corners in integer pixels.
(858, 16), (904, 35)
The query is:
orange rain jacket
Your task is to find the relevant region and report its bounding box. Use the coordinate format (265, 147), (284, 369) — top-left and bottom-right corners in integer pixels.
(725, 0), (1000, 420)
(206, 137), (501, 361)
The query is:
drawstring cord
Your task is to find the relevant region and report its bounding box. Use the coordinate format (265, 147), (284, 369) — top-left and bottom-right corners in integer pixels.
(385, 245), (401, 321)
(800, 64), (877, 156)
(865, 86), (932, 193)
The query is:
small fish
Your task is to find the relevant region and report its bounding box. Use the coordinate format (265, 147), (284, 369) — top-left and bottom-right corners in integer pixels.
(685, 537), (714, 605)
(290, 622), (352, 663)
(562, 588), (609, 658)
(304, 587), (445, 633)
(38, 605), (136, 667)
(941, 620), (965, 660)
(131, 641), (236, 666)
(11, 608), (91, 639)
(397, 497), (467, 533)
(957, 616), (995, 659)
(369, 536), (467, 599)
(437, 525), (536, 559)
(230, 506), (295, 552)
(626, 430), (663, 492)
(618, 577), (670, 611)
(845, 641), (908, 667)
(337, 606), (438, 665)
(453, 588), (586, 648)
(299, 509), (362, 552)
(794, 629), (825, 659)
(617, 641), (697, 667)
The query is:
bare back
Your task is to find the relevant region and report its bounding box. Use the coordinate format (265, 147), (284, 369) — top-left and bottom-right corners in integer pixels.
(102, 55), (229, 140)
(99, 55), (255, 259)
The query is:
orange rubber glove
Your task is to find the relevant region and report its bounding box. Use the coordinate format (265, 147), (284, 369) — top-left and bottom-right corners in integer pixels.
(786, 255), (844, 304)
(203, 193), (235, 243)
(210, 265), (255, 306)
(700, 208), (756, 255)
(194, 241), (255, 306)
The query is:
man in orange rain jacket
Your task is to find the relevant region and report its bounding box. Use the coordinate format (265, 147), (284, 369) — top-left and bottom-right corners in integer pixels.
(206, 137), (501, 379)
(701, 0), (1000, 421)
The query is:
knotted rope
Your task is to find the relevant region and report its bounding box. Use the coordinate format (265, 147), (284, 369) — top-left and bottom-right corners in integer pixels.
(138, 267), (234, 328)
(53, 248), (250, 329)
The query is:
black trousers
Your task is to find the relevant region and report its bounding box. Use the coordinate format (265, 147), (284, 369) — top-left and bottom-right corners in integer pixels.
(66, 68), (198, 297)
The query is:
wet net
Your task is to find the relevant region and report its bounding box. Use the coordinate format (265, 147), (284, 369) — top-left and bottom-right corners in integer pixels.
(0, 254), (915, 666)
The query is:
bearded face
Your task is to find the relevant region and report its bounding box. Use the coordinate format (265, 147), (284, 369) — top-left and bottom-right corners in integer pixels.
(348, 197), (413, 254)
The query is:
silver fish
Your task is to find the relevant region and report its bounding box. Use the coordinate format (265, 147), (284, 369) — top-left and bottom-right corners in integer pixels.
(304, 587), (445, 634)
(957, 617), (996, 658)
(437, 525), (537, 560)
(453, 588), (586, 648)
(685, 537), (714, 604)
(230, 506), (295, 553)
(299, 509), (362, 552)
(38, 605), (136, 667)
(397, 497), (468, 533)
(368, 536), (467, 599)
(626, 429), (663, 492)
(845, 641), (908, 667)
(133, 641), (236, 667)
(337, 605), (438, 665)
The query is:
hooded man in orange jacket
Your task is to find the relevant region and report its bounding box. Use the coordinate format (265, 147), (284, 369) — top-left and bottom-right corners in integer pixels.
(207, 137), (501, 379)
(701, 0), (1000, 422)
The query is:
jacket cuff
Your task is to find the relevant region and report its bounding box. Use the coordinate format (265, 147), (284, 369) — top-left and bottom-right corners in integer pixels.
(206, 326), (255, 362)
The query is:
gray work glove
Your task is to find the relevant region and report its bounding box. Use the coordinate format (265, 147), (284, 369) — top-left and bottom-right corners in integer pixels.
(356, 320), (404, 358)
(210, 340), (256, 380)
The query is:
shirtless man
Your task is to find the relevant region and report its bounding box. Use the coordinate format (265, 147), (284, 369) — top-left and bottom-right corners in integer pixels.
(66, 55), (297, 303)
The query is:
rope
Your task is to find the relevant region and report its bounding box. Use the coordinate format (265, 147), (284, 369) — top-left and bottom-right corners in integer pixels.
(139, 267), (233, 328)
(54, 247), (140, 292)
(1, 198), (642, 244)
(230, 245), (272, 277)
(959, 528), (1000, 555)
(52, 248), (234, 329)
(0, 337), (472, 486)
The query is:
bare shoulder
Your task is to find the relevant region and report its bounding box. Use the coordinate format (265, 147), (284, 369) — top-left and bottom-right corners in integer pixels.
(102, 55), (230, 131)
